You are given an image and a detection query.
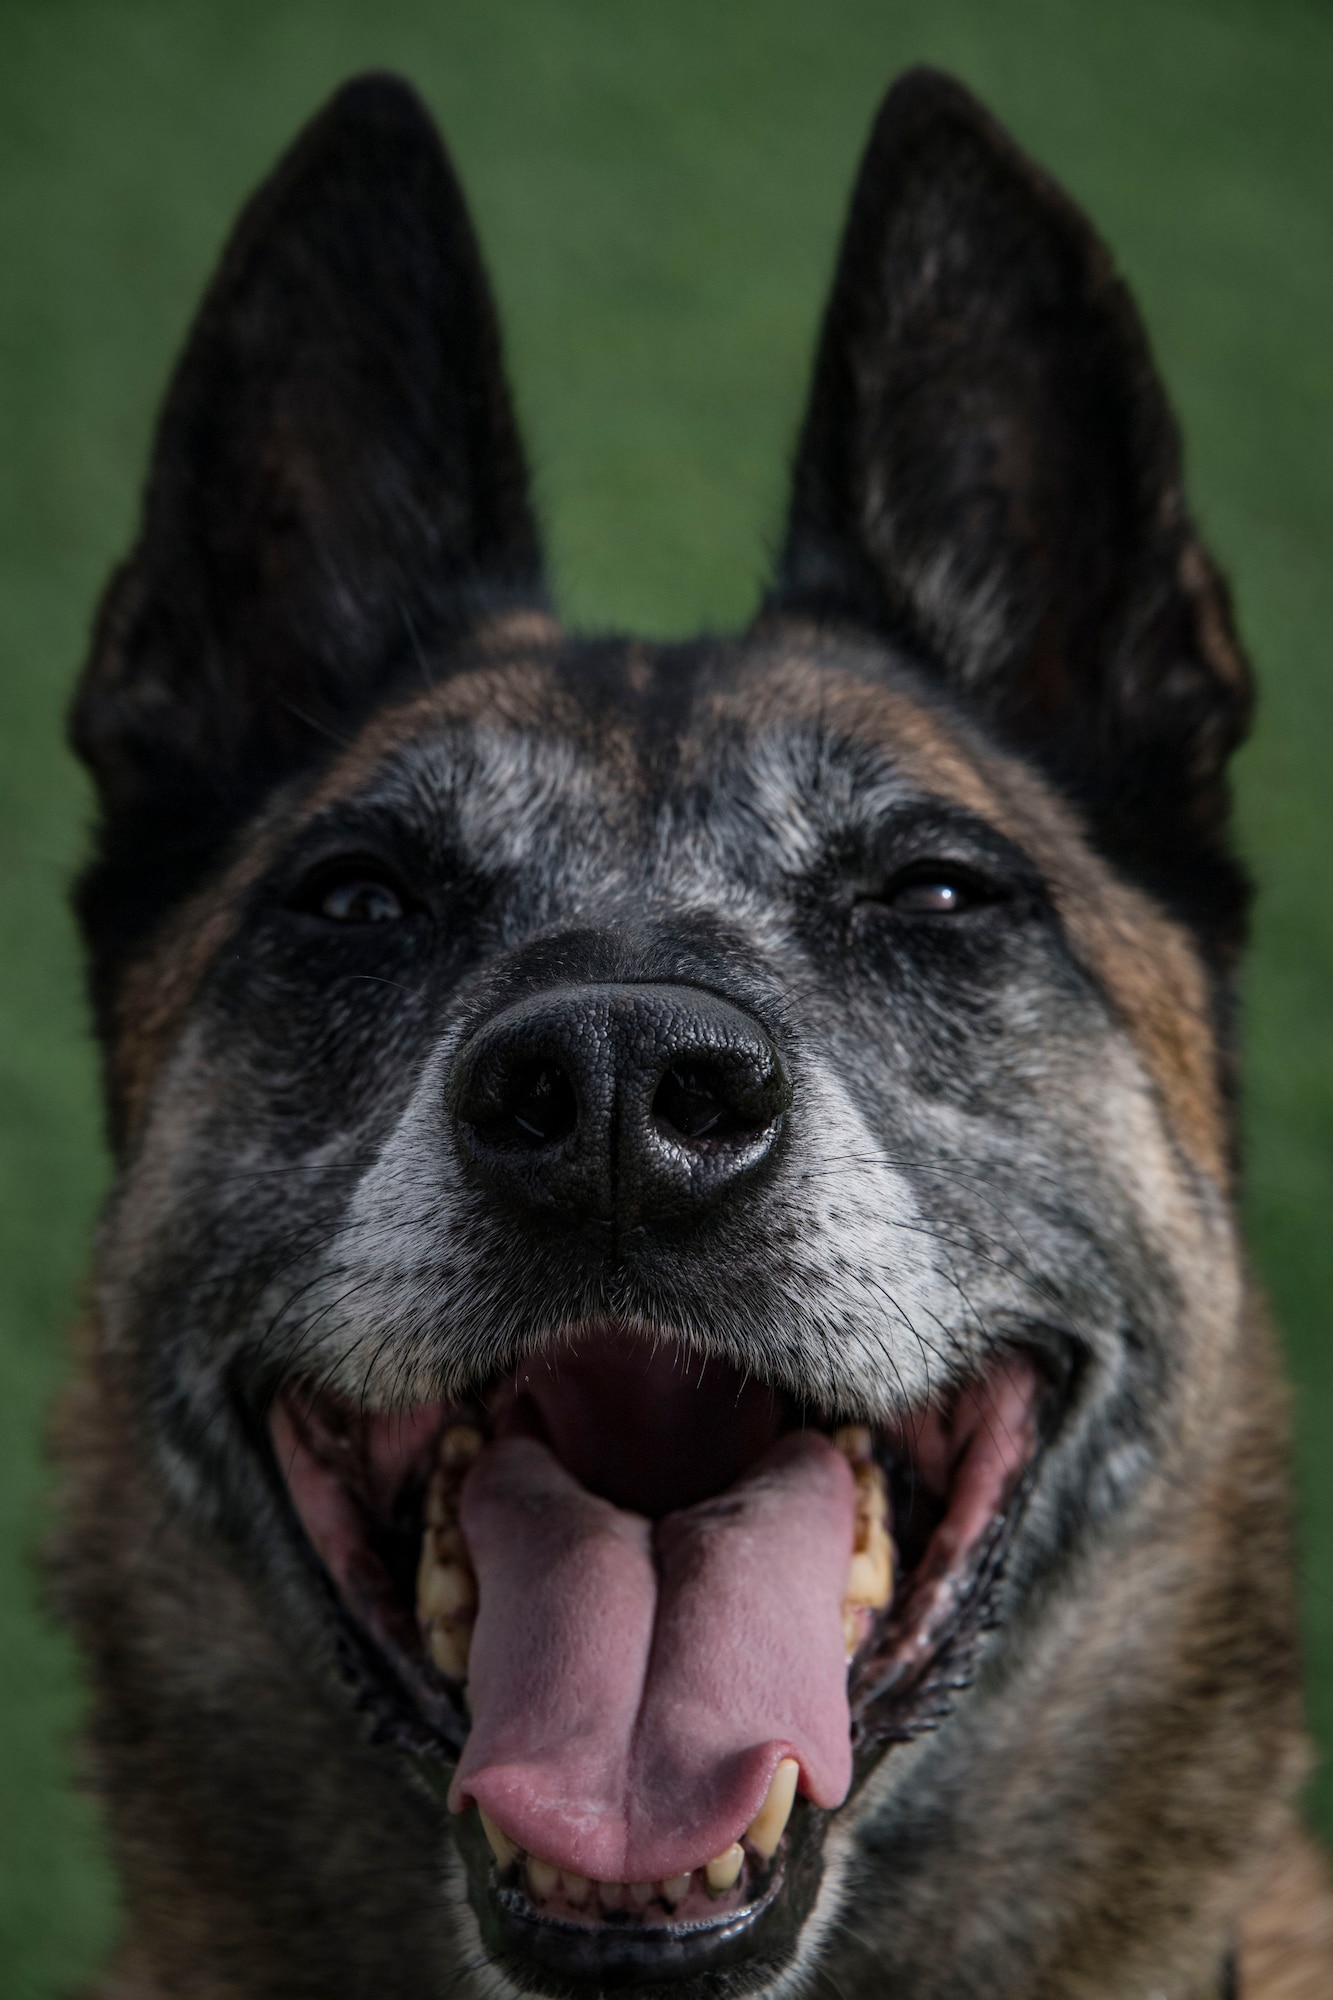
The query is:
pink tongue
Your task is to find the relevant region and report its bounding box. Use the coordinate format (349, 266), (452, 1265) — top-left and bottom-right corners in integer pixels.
(448, 1432), (856, 1883)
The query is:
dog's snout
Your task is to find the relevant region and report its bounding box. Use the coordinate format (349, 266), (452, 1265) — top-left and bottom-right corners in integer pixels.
(451, 983), (790, 1227)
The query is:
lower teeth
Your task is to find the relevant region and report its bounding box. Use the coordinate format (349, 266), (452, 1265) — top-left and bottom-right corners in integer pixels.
(475, 1760), (798, 1911)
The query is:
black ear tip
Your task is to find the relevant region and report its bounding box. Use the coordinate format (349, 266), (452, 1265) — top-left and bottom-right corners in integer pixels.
(234, 70), (455, 249)
(870, 64), (1012, 158)
(880, 64), (981, 112)
(314, 70), (441, 143)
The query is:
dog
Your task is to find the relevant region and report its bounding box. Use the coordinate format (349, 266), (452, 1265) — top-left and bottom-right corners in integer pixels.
(53, 65), (1333, 2000)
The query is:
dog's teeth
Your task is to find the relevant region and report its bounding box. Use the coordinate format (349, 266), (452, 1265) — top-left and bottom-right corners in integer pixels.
(844, 1529), (893, 1610)
(416, 1531), (441, 1601)
(842, 1456), (893, 1621)
(527, 1857), (559, 1900)
(597, 1880), (627, 1911)
(746, 1758), (799, 1860)
(418, 1559), (477, 1621)
(705, 1844), (745, 1894)
(416, 1485), (480, 1681)
(440, 1424), (484, 1469)
(629, 1881), (657, 1907)
(478, 1810), (518, 1870)
(561, 1870), (590, 1904)
(661, 1872), (692, 1905)
(425, 1520), (467, 1561)
(833, 1424), (873, 1464)
(851, 1458), (888, 1545)
(424, 1620), (471, 1680)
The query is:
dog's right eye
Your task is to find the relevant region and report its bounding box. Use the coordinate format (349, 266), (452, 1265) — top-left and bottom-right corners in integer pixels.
(320, 878), (404, 924)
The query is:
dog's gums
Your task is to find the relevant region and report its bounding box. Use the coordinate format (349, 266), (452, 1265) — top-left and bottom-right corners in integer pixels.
(270, 1333), (1040, 1943)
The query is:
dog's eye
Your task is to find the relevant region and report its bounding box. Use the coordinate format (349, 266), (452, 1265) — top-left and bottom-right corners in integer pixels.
(879, 869), (988, 916)
(294, 865), (409, 924)
(321, 878), (404, 924)
(889, 878), (969, 915)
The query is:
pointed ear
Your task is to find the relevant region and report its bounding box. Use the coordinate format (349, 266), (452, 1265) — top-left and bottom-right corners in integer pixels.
(71, 73), (546, 998)
(767, 68), (1252, 958)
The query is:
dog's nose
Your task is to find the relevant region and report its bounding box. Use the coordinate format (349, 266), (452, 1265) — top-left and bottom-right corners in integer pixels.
(450, 983), (791, 1227)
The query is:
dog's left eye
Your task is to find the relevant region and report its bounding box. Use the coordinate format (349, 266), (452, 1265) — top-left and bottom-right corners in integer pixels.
(889, 879), (970, 914)
(877, 869), (990, 916)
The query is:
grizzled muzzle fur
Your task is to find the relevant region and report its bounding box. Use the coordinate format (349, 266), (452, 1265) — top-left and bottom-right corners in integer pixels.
(51, 62), (1333, 2000)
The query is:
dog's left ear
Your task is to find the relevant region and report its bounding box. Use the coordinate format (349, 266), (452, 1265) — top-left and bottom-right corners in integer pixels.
(766, 68), (1252, 958)
(71, 74), (545, 1015)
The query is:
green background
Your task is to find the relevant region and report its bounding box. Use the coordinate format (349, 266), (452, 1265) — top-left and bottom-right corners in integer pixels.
(2, 1), (1331, 1990)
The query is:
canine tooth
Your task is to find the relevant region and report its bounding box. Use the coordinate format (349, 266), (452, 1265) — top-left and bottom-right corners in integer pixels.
(418, 1559), (477, 1621)
(746, 1758), (798, 1860)
(561, 1871), (590, 1904)
(478, 1810), (518, 1870)
(629, 1881), (657, 1906)
(425, 1620), (471, 1680)
(843, 1605), (866, 1660)
(833, 1424), (873, 1464)
(705, 1845), (744, 1894)
(527, 1857), (559, 1899)
(661, 1873), (692, 1905)
(441, 1424), (484, 1469)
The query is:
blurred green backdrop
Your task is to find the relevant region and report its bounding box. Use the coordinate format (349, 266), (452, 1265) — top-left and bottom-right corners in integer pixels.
(2, 1), (1331, 1991)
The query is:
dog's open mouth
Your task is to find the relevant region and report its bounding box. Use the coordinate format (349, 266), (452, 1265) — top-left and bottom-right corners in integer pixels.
(269, 1330), (1043, 1985)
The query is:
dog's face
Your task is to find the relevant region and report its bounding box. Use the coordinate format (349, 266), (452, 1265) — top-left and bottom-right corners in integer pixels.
(65, 70), (1301, 2000)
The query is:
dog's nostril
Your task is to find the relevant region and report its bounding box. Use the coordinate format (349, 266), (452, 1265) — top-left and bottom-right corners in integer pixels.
(479, 1060), (578, 1151)
(652, 1061), (769, 1149)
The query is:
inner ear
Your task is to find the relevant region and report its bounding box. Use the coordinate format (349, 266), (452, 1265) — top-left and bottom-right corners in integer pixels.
(71, 72), (548, 1031)
(766, 68), (1252, 960)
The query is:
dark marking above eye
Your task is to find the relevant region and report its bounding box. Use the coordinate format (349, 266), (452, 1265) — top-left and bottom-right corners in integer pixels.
(318, 877), (405, 924)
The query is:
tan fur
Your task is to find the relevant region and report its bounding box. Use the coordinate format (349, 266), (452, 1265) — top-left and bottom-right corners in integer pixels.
(1240, 1825), (1333, 1998)
(54, 1329), (461, 1999)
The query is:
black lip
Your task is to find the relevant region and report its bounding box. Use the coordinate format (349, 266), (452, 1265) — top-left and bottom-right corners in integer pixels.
(450, 1791), (830, 2000)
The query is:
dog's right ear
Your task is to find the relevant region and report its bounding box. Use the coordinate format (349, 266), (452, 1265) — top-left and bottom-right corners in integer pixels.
(71, 74), (545, 1014)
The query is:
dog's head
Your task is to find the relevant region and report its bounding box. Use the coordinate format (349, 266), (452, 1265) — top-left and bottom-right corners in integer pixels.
(68, 69), (1297, 2000)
